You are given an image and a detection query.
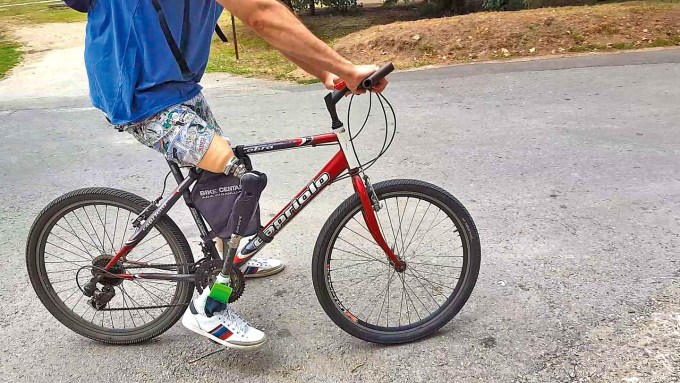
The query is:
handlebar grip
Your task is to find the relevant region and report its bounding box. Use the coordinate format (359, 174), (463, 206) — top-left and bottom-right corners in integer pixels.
(361, 63), (394, 90)
(326, 62), (394, 107)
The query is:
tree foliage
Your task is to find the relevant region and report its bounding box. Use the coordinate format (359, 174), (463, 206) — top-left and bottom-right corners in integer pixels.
(289, 0), (358, 13)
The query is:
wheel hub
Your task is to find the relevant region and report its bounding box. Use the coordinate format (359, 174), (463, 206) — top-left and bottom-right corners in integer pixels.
(91, 255), (125, 286)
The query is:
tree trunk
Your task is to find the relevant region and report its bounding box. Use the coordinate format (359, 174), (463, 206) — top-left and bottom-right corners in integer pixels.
(310, 0), (316, 15)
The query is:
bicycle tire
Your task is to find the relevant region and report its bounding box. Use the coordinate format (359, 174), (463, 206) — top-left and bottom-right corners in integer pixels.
(26, 188), (195, 344)
(312, 179), (480, 344)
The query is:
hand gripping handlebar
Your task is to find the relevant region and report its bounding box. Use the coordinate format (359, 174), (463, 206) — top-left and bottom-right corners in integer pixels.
(324, 63), (395, 126)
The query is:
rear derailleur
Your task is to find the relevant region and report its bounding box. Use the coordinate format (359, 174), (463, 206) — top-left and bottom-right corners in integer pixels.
(84, 283), (116, 310)
(82, 255), (124, 310)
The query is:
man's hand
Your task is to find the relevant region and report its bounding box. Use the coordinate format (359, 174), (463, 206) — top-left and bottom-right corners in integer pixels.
(343, 64), (389, 94)
(323, 66), (390, 94)
(323, 72), (341, 91)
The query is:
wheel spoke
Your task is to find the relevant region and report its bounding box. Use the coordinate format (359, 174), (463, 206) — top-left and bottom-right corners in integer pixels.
(394, 197), (408, 256)
(71, 210), (104, 254)
(46, 241), (92, 262)
(401, 203), (432, 258)
(111, 207), (120, 254)
(120, 210), (132, 249)
(82, 207), (106, 253)
(45, 252), (90, 268)
(134, 243), (170, 263)
(60, 217), (100, 256)
(94, 205), (116, 253)
(334, 237), (389, 265)
(382, 199), (399, 252)
(404, 209), (441, 258)
(408, 265), (457, 291)
(330, 259), (378, 272)
(52, 224), (96, 259)
(342, 223), (380, 250)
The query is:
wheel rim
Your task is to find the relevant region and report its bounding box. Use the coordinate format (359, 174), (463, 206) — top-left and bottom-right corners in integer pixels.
(35, 200), (190, 334)
(324, 191), (470, 332)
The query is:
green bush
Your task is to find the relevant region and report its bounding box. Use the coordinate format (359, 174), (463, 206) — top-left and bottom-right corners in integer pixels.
(290, 0), (358, 12)
(482, 0), (527, 10)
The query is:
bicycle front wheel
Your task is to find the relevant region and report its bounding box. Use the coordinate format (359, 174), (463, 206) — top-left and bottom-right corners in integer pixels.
(312, 179), (480, 344)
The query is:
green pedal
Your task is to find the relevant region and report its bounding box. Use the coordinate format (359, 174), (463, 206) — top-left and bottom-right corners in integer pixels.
(209, 282), (233, 304)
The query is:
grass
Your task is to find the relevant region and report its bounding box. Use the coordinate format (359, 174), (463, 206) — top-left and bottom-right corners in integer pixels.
(0, 38), (21, 79)
(0, 0), (85, 24)
(207, 5), (420, 82)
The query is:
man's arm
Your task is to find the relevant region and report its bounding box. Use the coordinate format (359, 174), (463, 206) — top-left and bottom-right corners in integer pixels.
(280, 52), (338, 90)
(215, 0), (387, 93)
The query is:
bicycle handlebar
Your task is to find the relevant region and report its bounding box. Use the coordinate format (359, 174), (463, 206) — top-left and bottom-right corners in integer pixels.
(329, 63), (395, 105)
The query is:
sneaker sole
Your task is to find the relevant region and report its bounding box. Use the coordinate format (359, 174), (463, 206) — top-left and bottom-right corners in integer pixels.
(181, 312), (267, 350)
(243, 264), (285, 279)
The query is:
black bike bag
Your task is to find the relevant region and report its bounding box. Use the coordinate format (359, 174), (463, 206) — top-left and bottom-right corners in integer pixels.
(190, 172), (261, 240)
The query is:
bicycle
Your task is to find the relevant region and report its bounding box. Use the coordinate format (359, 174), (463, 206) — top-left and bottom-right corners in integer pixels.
(26, 64), (481, 345)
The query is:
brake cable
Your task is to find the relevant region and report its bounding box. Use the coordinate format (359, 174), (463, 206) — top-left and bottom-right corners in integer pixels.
(334, 90), (396, 182)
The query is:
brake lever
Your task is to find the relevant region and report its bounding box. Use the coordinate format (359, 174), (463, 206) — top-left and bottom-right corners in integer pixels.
(333, 81), (347, 91)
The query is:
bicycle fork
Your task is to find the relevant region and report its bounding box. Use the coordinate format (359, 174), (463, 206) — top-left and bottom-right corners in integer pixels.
(351, 173), (406, 272)
(332, 121), (405, 272)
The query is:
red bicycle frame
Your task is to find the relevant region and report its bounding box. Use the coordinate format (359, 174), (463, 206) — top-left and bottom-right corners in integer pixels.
(106, 130), (404, 282)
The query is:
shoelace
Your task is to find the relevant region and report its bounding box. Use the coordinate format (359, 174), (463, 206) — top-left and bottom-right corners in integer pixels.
(247, 259), (267, 268)
(220, 305), (249, 335)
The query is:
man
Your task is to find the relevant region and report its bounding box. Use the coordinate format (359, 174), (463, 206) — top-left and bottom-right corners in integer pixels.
(84, 0), (388, 349)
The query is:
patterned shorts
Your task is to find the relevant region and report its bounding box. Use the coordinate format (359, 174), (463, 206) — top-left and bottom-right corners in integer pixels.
(120, 93), (225, 166)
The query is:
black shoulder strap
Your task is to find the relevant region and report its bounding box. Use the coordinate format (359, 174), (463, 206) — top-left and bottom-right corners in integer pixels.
(214, 24), (228, 43)
(150, 0), (194, 80)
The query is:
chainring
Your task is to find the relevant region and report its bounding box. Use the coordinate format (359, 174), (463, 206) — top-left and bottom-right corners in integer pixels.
(194, 259), (245, 303)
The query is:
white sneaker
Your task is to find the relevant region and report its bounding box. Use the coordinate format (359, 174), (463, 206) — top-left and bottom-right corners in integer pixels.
(242, 258), (285, 278)
(181, 289), (266, 349)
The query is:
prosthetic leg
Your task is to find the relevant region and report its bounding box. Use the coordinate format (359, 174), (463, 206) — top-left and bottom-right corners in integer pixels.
(205, 171), (267, 316)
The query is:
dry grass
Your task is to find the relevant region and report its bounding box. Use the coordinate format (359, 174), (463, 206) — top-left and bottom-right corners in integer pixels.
(334, 1), (680, 68)
(207, 5), (419, 81)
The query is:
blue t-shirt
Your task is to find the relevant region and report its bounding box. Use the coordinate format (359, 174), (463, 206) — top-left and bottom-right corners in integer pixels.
(85, 0), (223, 125)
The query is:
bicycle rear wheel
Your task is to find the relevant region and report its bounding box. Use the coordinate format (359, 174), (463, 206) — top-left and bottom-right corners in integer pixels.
(312, 179), (480, 344)
(26, 188), (195, 344)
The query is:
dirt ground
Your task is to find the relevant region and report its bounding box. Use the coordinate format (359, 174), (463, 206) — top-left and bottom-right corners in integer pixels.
(0, 22), (88, 100)
(0, 22), (274, 101)
(335, 1), (680, 69)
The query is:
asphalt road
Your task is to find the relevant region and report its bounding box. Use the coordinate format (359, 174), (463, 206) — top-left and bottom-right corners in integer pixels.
(1, 49), (679, 382)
